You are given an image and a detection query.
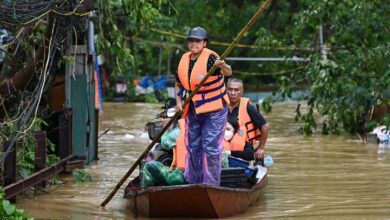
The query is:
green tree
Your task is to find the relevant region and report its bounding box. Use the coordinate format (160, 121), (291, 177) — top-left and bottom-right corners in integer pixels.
(101, 0), (389, 135)
(160, 0), (390, 135)
(284, 0), (390, 134)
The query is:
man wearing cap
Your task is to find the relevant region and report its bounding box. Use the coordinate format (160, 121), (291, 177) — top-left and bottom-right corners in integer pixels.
(175, 26), (232, 186)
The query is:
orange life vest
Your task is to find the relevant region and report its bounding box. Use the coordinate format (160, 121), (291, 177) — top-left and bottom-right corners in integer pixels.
(223, 131), (245, 151)
(225, 98), (261, 151)
(170, 118), (187, 170)
(177, 48), (229, 114)
(223, 138), (233, 151)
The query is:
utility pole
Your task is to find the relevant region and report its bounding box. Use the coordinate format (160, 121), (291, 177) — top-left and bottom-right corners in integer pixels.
(166, 49), (171, 76)
(319, 25), (328, 61)
(158, 46), (162, 76)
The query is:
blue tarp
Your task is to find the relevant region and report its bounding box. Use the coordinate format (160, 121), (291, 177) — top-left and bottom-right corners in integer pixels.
(139, 76), (153, 88)
(1, 28), (14, 65)
(0, 28), (14, 46)
(139, 75), (168, 89)
(153, 76), (167, 90)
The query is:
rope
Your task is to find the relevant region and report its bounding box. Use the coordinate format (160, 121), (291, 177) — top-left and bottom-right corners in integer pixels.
(0, 18), (57, 165)
(18, 18), (56, 134)
(0, 0), (89, 28)
(150, 28), (314, 51)
(234, 66), (305, 76)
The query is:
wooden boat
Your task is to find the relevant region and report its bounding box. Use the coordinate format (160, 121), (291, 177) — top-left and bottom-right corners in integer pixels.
(123, 167), (268, 218)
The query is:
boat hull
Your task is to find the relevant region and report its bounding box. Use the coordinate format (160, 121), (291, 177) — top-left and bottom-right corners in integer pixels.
(124, 174), (267, 218)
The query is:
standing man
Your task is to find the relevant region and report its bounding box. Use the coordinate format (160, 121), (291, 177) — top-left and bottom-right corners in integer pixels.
(226, 77), (269, 160)
(175, 27), (232, 186)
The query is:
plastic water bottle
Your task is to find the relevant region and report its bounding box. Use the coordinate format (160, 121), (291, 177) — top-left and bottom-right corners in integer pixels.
(264, 155), (273, 167)
(255, 165), (267, 181)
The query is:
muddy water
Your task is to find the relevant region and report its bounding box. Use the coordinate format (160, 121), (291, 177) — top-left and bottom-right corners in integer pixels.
(17, 101), (390, 219)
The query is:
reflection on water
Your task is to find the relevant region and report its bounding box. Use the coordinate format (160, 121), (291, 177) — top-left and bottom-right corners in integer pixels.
(16, 101), (390, 219)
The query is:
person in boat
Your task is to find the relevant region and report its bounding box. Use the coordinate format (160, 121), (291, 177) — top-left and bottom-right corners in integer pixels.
(175, 26), (232, 186)
(226, 77), (269, 160)
(224, 116), (257, 161)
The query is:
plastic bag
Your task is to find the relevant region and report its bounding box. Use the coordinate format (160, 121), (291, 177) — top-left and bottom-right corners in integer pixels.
(264, 155), (274, 167)
(164, 168), (185, 185)
(141, 161), (167, 187)
(228, 156), (255, 177)
(255, 165), (267, 181)
(140, 161), (185, 188)
(160, 127), (180, 150)
(221, 151), (230, 168)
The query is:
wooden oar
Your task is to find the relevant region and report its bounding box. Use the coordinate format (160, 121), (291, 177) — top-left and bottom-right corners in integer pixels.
(100, 0), (273, 207)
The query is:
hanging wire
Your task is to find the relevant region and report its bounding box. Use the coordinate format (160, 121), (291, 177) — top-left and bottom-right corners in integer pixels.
(0, 0), (89, 29)
(234, 66), (306, 76)
(150, 28), (315, 51)
(0, 18), (58, 165)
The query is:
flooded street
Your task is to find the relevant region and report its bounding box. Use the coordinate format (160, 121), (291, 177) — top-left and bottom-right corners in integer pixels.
(17, 101), (390, 219)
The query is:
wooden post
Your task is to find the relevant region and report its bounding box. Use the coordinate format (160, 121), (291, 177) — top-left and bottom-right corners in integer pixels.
(58, 110), (71, 159)
(95, 109), (99, 160)
(34, 131), (47, 188)
(2, 141), (16, 202)
(158, 46), (163, 76)
(34, 131), (47, 170)
(166, 49), (171, 76)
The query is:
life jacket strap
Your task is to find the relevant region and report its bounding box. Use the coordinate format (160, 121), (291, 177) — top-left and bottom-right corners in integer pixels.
(247, 127), (257, 133)
(248, 134), (261, 144)
(177, 87), (185, 97)
(177, 87), (188, 102)
(197, 82), (224, 95)
(194, 90), (226, 108)
(195, 74), (223, 88)
(200, 83), (224, 100)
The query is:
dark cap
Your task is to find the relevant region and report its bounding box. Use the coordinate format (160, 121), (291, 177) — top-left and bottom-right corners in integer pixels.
(187, 27), (208, 40)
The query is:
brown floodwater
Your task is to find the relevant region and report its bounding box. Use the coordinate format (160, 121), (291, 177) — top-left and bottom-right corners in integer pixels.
(16, 101), (390, 219)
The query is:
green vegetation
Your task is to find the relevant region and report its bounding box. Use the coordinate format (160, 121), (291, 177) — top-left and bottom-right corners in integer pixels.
(16, 118), (59, 179)
(72, 169), (92, 183)
(0, 188), (32, 219)
(0, 1), (388, 164)
(98, 0), (389, 135)
(1, 117), (59, 180)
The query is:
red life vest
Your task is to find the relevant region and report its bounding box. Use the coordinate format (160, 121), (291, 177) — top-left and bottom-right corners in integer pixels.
(224, 98), (261, 151)
(177, 48), (229, 114)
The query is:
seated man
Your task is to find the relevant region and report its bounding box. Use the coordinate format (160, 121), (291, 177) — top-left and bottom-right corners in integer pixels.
(226, 77), (269, 160)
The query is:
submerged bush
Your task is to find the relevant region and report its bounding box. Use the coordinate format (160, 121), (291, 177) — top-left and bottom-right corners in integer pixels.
(0, 188), (32, 219)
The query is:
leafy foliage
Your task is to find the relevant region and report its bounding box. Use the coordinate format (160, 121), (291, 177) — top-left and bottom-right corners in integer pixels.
(0, 188), (32, 219)
(3, 118), (60, 179)
(99, 0), (389, 135)
(96, 0), (164, 78)
(288, 0), (390, 134)
(72, 169), (92, 183)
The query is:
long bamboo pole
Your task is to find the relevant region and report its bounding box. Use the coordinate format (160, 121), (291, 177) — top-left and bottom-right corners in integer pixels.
(100, 0), (272, 207)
